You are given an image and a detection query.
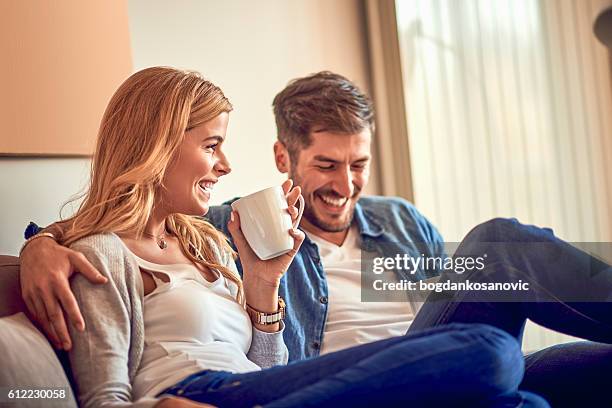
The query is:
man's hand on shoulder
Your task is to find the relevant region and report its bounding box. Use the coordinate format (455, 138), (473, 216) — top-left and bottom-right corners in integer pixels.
(19, 235), (108, 350)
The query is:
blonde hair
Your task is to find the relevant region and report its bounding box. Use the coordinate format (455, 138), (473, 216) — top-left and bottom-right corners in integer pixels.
(62, 66), (243, 303)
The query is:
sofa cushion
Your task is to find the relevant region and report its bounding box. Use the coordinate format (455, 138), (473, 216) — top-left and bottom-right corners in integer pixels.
(0, 312), (78, 407)
(0, 255), (27, 318)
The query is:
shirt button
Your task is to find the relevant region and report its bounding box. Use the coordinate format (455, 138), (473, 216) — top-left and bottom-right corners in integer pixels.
(319, 296), (328, 304)
(312, 342), (320, 350)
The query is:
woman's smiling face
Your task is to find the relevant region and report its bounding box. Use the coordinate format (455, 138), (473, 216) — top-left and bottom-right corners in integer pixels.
(160, 112), (231, 216)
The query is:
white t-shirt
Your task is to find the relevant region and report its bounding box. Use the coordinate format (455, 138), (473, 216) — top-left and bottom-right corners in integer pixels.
(307, 226), (416, 355)
(126, 253), (260, 399)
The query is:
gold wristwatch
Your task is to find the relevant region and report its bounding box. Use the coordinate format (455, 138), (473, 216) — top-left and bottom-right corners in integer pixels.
(246, 297), (286, 325)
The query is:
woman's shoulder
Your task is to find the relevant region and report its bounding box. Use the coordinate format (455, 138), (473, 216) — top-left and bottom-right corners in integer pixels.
(69, 233), (138, 283)
(69, 232), (128, 258)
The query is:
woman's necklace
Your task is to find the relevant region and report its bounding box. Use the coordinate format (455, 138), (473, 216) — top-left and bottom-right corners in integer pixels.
(143, 230), (168, 250)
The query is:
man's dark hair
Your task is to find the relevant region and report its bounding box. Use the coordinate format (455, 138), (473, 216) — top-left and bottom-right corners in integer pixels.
(272, 71), (375, 161)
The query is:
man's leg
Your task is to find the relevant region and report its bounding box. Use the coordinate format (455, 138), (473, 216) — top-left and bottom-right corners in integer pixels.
(410, 218), (612, 342)
(521, 341), (612, 408)
(407, 218), (612, 406)
(161, 324), (537, 407)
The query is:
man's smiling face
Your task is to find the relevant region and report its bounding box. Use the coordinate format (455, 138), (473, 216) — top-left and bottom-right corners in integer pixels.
(286, 128), (371, 236)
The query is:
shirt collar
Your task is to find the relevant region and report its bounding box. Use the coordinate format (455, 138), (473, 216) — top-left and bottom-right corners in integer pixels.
(353, 200), (384, 238)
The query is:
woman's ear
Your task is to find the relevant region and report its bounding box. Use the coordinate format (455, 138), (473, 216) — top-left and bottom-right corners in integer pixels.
(274, 141), (290, 173)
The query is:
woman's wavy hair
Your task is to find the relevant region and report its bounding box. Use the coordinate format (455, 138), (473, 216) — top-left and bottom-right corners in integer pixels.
(61, 66), (243, 303)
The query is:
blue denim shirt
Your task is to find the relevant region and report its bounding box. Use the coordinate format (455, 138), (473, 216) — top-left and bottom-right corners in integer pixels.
(205, 195), (445, 362)
(26, 196), (444, 362)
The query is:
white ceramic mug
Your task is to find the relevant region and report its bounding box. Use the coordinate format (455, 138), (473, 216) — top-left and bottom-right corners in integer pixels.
(231, 185), (305, 260)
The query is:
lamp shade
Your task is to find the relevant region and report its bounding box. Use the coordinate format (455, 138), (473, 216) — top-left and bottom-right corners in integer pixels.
(594, 0), (612, 48)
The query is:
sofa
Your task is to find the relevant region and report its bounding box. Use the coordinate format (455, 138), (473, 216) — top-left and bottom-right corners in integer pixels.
(0, 255), (78, 407)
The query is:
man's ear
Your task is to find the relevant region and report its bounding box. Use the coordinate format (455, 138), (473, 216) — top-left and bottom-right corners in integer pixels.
(274, 141), (290, 173)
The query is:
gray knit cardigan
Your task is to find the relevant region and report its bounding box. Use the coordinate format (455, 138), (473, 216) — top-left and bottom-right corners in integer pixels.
(67, 233), (288, 408)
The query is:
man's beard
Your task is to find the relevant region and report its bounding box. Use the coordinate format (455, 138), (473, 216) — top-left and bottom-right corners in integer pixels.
(291, 167), (359, 233)
(302, 200), (355, 232)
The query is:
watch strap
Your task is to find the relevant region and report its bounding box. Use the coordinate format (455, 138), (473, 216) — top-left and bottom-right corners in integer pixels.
(246, 297), (286, 325)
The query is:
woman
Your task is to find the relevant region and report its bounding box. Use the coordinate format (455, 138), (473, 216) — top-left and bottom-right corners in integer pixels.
(59, 67), (547, 408)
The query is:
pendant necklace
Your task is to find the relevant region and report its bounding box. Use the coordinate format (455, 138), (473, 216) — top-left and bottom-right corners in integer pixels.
(143, 230), (168, 250)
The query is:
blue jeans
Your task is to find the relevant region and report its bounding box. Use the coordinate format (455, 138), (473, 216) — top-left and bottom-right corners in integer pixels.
(159, 323), (548, 407)
(409, 218), (612, 406)
(522, 341), (612, 407)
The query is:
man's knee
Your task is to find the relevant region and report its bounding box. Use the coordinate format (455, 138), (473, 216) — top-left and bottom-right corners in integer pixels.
(457, 323), (524, 394)
(466, 218), (557, 244)
(465, 218), (521, 242)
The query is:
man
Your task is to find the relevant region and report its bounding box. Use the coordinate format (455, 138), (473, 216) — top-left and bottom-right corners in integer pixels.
(20, 71), (612, 406)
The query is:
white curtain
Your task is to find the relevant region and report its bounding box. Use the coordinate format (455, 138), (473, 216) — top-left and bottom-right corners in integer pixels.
(395, 0), (612, 351)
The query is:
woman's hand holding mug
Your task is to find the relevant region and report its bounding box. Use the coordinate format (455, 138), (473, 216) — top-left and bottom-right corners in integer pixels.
(228, 179), (305, 287)
(227, 179), (305, 331)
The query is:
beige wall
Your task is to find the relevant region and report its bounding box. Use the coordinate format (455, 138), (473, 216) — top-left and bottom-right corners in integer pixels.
(0, 157), (91, 254)
(127, 0), (378, 205)
(0, 0), (375, 254)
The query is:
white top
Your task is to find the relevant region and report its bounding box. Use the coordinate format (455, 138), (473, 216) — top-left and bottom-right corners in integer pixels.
(124, 250), (260, 399)
(307, 226), (416, 355)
